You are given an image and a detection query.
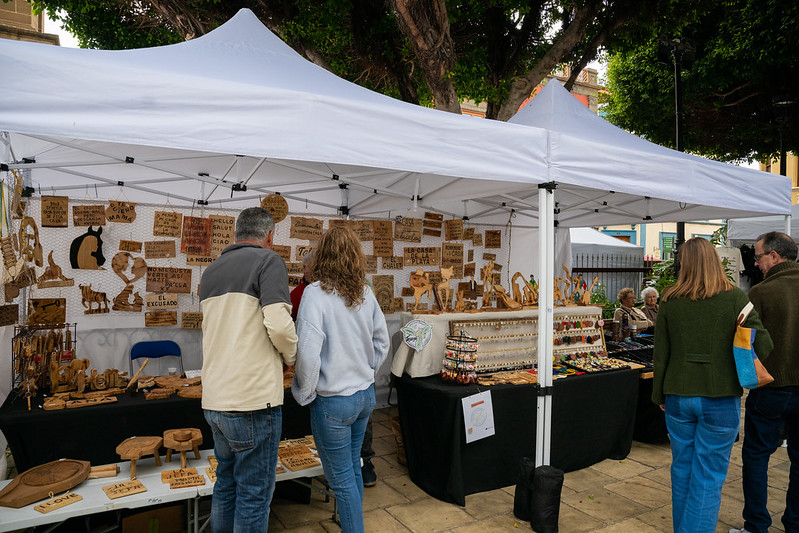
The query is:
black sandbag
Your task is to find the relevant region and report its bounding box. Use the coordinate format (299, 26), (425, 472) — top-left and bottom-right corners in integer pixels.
(513, 456), (536, 520)
(529, 465), (564, 532)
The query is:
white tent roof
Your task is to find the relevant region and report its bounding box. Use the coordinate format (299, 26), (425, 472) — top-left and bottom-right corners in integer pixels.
(727, 203), (799, 242)
(0, 9), (791, 227)
(570, 227), (642, 256)
(508, 81), (791, 226)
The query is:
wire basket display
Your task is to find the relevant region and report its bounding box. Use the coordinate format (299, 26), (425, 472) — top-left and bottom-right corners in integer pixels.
(440, 331), (478, 384)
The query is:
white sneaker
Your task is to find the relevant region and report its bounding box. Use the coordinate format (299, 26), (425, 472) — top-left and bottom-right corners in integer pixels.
(782, 439), (789, 448)
(729, 528), (752, 533)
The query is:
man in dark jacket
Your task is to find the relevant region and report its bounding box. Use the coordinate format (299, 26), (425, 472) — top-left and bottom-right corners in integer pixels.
(733, 232), (799, 533)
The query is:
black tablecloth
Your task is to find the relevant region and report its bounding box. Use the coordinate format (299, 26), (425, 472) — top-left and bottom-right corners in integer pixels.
(395, 369), (639, 505)
(0, 389), (310, 472)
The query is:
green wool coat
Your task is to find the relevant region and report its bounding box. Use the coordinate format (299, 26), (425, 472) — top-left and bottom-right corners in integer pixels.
(748, 260), (799, 387)
(652, 287), (773, 405)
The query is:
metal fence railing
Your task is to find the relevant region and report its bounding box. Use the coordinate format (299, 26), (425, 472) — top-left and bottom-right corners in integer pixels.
(572, 253), (657, 303)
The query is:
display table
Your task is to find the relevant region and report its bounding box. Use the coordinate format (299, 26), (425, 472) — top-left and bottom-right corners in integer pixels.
(0, 448), (327, 533)
(0, 388), (310, 472)
(390, 307), (603, 378)
(395, 369), (639, 505)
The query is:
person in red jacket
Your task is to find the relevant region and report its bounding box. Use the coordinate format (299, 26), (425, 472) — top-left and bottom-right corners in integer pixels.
(290, 252), (313, 322)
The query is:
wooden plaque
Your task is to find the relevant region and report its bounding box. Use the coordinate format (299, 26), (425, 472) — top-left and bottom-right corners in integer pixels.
(145, 311), (178, 327)
(423, 228), (442, 237)
(394, 217), (422, 242)
(145, 241), (176, 259)
(210, 215), (235, 256)
(463, 227), (475, 240)
(467, 249), (474, 262)
(146, 267), (192, 293)
(444, 219), (463, 241)
(372, 275), (394, 313)
(181, 216), (212, 256)
(424, 212), (443, 221)
(401, 287), (415, 297)
(72, 205), (106, 226)
(105, 201), (136, 223)
(423, 219), (442, 229)
(34, 492), (82, 514)
(372, 220), (394, 257)
(169, 473), (206, 489)
(381, 256), (403, 270)
(145, 293), (179, 310)
(483, 253), (497, 261)
(485, 230), (502, 248)
(290, 217), (324, 241)
(364, 255), (377, 274)
(153, 211), (183, 237)
(28, 298), (66, 325)
(103, 480), (146, 500)
(472, 232), (483, 247)
(286, 262), (303, 274)
(261, 194), (288, 223)
(161, 467), (197, 483)
(295, 245), (314, 262)
(392, 297), (403, 313)
(0, 304), (19, 326)
(41, 196), (68, 227)
(288, 275), (303, 287)
(403, 247), (441, 267)
(272, 245), (291, 262)
(119, 240), (143, 253)
(186, 255), (216, 266)
(181, 312), (203, 329)
(464, 262), (476, 277)
(442, 242), (464, 279)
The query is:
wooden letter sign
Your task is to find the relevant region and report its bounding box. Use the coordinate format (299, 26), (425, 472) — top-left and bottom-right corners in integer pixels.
(295, 245), (315, 262)
(381, 256), (403, 270)
(103, 480), (146, 500)
(145, 311), (178, 327)
(146, 267), (192, 294)
(105, 201), (136, 223)
(394, 217), (422, 242)
(41, 196), (68, 227)
(260, 194), (288, 223)
(373, 220), (394, 257)
(403, 247), (441, 267)
(119, 240), (143, 253)
(372, 275), (395, 313)
(290, 217), (324, 241)
(72, 205), (106, 226)
(181, 312), (203, 329)
(485, 230), (502, 248)
(210, 215), (235, 256)
(28, 298), (66, 325)
(153, 211), (183, 237)
(272, 245), (291, 262)
(145, 241), (176, 259)
(444, 219), (463, 241)
(181, 217), (212, 256)
(0, 304), (18, 326)
(145, 293), (179, 310)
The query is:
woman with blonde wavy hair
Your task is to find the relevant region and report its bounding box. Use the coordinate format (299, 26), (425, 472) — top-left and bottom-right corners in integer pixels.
(653, 237), (772, 533)
(291, 225), (390, 533)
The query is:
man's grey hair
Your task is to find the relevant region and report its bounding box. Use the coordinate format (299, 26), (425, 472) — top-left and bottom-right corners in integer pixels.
(641, 286), (659, 299)
(235, 207), (275, 242)
(757, 231), (798, 261)
(302, 251), (314, 265)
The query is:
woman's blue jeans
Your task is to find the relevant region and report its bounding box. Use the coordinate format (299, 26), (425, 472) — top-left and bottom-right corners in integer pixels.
(203, 407), (282, 533)
(665, 395), (740, 533)
(310, 384), (375, 533)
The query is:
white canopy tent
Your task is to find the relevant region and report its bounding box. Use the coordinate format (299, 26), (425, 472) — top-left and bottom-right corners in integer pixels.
(0, 9), (792, 469)
(727, 203), (799, 245)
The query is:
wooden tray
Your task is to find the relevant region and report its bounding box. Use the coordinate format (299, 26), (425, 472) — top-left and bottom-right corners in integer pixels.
(0, 459), (90, 508)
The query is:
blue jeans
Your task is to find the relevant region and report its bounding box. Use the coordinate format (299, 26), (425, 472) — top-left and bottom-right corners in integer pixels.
(665, 395), (740, 533)
(310, 385), (375, 533)
(742, 386), (799, 533)
(204, 407), (282, 533)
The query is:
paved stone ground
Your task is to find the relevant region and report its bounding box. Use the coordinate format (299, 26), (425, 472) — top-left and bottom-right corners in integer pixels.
(268, 401), (791, 532)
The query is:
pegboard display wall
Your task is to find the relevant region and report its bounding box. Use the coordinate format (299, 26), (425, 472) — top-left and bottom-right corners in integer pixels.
(5, 197), (514, 329)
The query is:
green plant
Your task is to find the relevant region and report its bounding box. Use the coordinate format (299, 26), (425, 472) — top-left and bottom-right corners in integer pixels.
(648, 258), (677, 296)
(589, 282), (619, 319)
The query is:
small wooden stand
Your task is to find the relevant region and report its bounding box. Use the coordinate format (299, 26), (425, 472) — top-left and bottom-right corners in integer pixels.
(116, 436), (163, 480)
(163, 428), (203, 469)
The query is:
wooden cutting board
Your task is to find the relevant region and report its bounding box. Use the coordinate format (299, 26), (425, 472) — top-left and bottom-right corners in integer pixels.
(0, 459), (90, 508)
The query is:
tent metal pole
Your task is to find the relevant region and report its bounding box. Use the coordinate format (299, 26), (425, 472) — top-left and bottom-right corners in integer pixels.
(786, 215), (792, 235)
(536, 184), (555, 467)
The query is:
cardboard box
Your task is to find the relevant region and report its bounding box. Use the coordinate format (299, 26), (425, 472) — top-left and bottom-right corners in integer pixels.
(122, 504), (183, 533)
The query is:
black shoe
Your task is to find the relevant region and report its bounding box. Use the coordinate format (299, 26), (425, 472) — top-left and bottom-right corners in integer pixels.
(362, 460), (377, 487)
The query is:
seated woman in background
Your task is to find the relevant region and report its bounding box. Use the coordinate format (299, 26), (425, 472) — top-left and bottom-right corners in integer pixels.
(613, 287), (653, 332)
(641, 287), (659, 332)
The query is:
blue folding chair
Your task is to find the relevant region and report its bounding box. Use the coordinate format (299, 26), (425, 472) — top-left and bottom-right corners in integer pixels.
(130, 340), (183, 377)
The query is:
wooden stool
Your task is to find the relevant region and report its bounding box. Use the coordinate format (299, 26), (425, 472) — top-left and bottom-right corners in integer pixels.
(116, 436), (163, 480)
(163, 428), (203, 469)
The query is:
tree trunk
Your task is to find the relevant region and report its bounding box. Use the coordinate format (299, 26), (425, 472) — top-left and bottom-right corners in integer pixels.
(389, 0), (461, 113)
(496, 4), (594, 121)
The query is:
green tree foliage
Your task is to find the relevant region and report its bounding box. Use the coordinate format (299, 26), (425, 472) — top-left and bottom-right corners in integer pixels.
(31, 0), (672, 119)
(602, 0), (799, 162)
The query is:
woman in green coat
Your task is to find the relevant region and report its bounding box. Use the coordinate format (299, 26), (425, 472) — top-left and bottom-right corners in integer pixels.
(653, 237), (772, 533)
